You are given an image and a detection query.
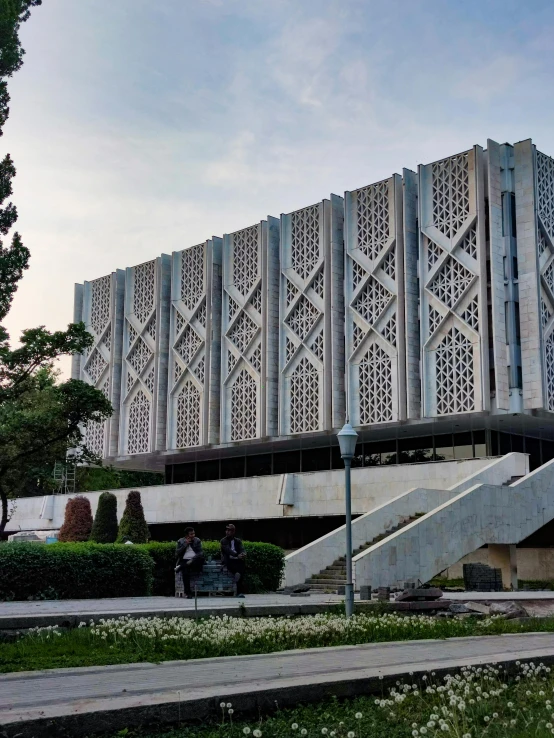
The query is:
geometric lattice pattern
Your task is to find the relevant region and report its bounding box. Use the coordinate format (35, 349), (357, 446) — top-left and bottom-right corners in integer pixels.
(90, 275), (111, 335)
(435, 327), (474, 415)
(542, 298), (552, 328)
(353, 277), (392, 326)
(381, 314), (396, 345)
(352, 260), (367, 290)
(286, 337), (296, 364)
(286, 295), (320, 341)
(231, 369), (257, 441)
(176, 381), (201, 448)
(175, 326), (202, 366)
(381, 249), (395, 280)
(359, 343), (393, 424)
(311, 331), (324, 360)
(311, 269), (324, 298)
(356, 181), (389, 260)
(539, 229), (549, 257)
(428, 257), (473, 309)
(228, 310), (257, 354)
(233, 226), (258, 295)
(250, 344), (261, 372)
(286, 279), (298, 306)
(546, 334), (554, 411)
(133, 261), (155, 325)
(427, 239), (443, 270)
(290, 356), (319, 433)
(544, 260), (554, 296)
(429, 307), (442, 336)
(432, 153), (470, 239)
(291, 205), (320, 280)
(128, 337), (152, 376)
(461, 297), (479, 330)
(181, 244), (204, 310)
(353, 323), (365, 350)
(459, 225), (477, 259)
(127, 390), (151, 454)
(537, 151), (554, 242)
(85, 349), (107, 384)
(250, 286), (262, 314)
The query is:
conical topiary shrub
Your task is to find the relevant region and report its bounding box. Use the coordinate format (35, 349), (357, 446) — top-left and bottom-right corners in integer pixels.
(58, 496), (93, 542)
(116, 490), (150, 544)
(89, 491), (118, 543)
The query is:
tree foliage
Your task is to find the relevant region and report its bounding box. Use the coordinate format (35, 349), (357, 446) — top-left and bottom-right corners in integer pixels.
(77, 466), (163, 494)
(0, 1), (113, 537)
(58, 496), (93, 543)
(89, 491), (118, 544)
(116, 490), (150, 544)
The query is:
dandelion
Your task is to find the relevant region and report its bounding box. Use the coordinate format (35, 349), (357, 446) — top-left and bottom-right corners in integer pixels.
(347, 733), (355, 738)
(243, 729), (251, 735)
(253, 731), (262, 738)
(354, 713), (362, 719)
(291, 724), (299, 731)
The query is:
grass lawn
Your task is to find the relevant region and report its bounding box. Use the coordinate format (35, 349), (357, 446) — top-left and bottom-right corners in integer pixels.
(89, 660), (554, 737)
(2, 611), (554, 674)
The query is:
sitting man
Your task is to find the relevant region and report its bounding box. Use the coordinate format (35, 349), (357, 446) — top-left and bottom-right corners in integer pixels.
(220, 523), (246, 598)
(175, 526), (204, 599)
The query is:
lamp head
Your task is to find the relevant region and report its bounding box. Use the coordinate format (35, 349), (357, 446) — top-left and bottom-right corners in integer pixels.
(337, 423), (358, 460)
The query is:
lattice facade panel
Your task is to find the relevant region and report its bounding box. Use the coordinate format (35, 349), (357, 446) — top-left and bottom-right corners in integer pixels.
(221, 220), (279, 442)
(167, 239), (222, 449)
(344, 176), (406, 427)
(280, 197), (344, 434)
(73, 270), (125, 458)
(419, 147), (487, 417)
(120, 256), (171, 455)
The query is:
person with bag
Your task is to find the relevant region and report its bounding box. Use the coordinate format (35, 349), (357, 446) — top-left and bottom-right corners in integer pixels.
(220, 523), (246, 598)
(175, 526), (204, 599)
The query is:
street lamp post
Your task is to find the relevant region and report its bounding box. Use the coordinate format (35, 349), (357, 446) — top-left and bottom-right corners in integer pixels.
(337, 422), (358, 618)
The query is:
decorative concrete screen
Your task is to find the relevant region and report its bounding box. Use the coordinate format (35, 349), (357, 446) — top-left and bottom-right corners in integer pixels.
(344, 175), (408, 425)
(418, 147), (489, 417)
(514, 140), (554, 413)
(167, 239), (222, 449)
(72, 271), (125, 457)
(279, 196), (344, 435)
(119, 257), (171, 456)
(221, 219), (280, 442)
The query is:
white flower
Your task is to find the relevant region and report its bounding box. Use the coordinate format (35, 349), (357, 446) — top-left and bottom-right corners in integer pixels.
(228, 708), (234, 715)
(301, 730), (307, 736)
(226, 702), (232, 708)
(243, 729), (251, 735)
(355, 713), (362, 719)
(347, 733), (355, 738)
(322, 730), (328, 735)
(253, 731), (262, 738)
(220, 702), (226, 708)
(291, 724), (298, 731)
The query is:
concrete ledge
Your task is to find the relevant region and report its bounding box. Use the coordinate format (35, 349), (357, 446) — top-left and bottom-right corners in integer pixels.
(1, 634), (554, 737)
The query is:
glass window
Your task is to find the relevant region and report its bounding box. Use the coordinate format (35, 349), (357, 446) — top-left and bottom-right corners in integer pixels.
(220, 456), (245, 480)
(454, 432), (473, 459)
(172, 462), (196, 484)
(196, 460), (220, 482)
(511, 434), (524, 453)
(499, 432), (511, 455)
(542, 440), (554, 465)
(246, 454), (272, 477)
(473, 430), (487, 457)
(490, 430), (499, 456)
(302, 447), (330, 473)
(399, 436), (433, 463)
(526, 437), (541, 471)
(434, 434), (454, 461)
(273, 450), (301, 474)
(367, 439), (397, 465)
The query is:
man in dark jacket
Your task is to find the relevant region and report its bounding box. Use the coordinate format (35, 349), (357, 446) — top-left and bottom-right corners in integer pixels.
(220, 523), (246, 598)
(175, 527), (204, 599)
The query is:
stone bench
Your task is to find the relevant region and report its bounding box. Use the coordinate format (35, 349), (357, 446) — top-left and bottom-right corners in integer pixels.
(175, 559), (236, 597)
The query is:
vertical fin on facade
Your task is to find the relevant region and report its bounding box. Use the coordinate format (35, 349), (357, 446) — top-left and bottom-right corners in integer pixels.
(167, 239), (222, 450)
(279, 197), (344, 436)
(345, 176), (406, 426)
(119, 256), (171, 456)
(419, 147), (487, 417)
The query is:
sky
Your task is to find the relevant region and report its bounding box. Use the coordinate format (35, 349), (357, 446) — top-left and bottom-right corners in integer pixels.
(3, 0), (554, 375)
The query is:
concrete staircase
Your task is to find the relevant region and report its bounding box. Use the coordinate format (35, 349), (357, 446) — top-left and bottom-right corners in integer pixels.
(304, 514), (425, 592)
(284, 453), (529, 589)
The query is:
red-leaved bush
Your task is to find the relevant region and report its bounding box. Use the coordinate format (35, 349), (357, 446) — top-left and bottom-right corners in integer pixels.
(58, 496), (93, 542)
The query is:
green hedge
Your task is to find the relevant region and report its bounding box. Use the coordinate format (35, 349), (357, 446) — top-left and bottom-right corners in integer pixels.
(0, 540), (285, 600)
(139, 541), (285, 596)
(0, 543), (154, 601)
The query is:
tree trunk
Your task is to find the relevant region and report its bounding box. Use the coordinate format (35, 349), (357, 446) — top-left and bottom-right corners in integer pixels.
(0, 481), (8, 538)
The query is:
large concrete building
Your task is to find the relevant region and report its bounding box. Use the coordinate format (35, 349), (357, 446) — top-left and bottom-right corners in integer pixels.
(10, 137), (554, 588)
(72, 139), (554, 476)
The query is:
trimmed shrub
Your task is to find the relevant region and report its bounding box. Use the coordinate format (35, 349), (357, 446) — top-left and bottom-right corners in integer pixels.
(0, 543), (153, 601)
(58, 496), (93, 542)
(116, 490), (149, 543)
(89, 491), (118, 543)
(139, 540), (285, 596)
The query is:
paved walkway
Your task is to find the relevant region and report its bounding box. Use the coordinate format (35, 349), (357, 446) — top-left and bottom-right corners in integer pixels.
(2, 633), (554, 737)
(2, 591), (554, 631)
